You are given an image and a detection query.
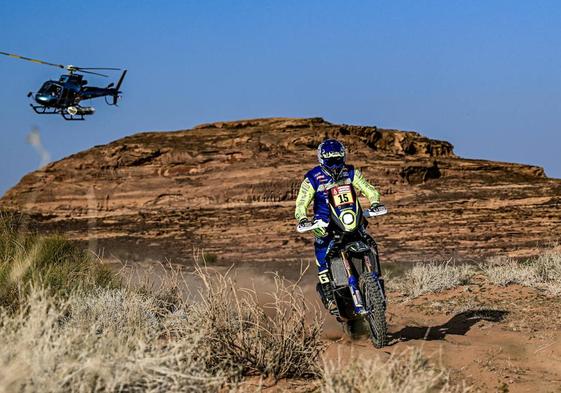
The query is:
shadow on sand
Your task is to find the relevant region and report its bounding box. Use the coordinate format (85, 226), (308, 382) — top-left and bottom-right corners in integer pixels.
(389, 309), (509, 344)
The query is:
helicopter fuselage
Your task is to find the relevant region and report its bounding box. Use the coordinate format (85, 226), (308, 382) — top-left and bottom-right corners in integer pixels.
(28, 70), (126, 120)
(34, 74), (114, 107)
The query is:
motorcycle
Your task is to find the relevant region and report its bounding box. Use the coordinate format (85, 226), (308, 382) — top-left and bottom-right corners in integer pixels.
(297, 185), (388, 348)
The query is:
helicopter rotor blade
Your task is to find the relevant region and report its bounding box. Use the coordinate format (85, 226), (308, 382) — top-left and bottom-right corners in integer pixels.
(1, 51), (122, 78)
(0, 51), (65, 69)
(76, 69), (109, 77)
(75, 67), (121, 71)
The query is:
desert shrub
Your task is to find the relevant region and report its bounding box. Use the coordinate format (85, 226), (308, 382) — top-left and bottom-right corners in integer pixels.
(122, 262), (325, 380)
(203, 252), (218, 264)
(193, 266), (325, 380)
(0, 261), (324, 390)
(481, 249), (561, 296)
(389, 262), (474, 298)
(533, 249), (561, 283)
(0, 287), (226, 393)
(0, 213), (118, 308)
(480, 256), (537, 287)
(322, 348), (468, 393)
(0, 213), (325, 388)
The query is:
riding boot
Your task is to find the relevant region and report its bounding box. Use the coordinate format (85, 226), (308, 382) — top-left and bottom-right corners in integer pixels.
(316, 281), (338, 316)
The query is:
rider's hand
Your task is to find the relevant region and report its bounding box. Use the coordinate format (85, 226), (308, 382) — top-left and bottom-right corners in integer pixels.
(299, 217), (327, 237)
(298, 217), (312, 226)
(313, 226), (327, 238)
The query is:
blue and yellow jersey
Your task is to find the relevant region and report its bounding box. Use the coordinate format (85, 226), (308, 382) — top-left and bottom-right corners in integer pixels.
(294, 165), (380, 222)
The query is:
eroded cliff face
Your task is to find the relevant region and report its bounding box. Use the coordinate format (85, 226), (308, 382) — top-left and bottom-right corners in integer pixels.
(1, 117), (560, 263)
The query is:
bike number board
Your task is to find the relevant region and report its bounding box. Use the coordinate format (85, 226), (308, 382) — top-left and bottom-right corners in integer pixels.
(331, 185), (354, 207)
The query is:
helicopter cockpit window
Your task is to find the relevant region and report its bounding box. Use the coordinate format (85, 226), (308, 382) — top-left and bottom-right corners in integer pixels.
(38, 82), (62, 97)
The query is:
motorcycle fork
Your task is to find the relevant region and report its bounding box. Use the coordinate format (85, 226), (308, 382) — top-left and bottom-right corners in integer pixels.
(341, 251), (366, 315)
(364, 254), (387, 308)
(364, 254), (373, 273)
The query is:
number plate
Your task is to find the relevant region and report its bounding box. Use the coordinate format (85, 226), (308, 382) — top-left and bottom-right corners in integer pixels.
(331, 185), (354, 207)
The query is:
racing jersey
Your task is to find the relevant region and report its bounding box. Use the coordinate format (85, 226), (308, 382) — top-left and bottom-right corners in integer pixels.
(294, 165), (380, 223)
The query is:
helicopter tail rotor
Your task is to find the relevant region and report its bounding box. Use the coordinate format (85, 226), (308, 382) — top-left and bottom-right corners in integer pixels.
(111, 69), (127, 105)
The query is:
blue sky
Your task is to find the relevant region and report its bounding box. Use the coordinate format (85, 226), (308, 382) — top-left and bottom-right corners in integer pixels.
(2, 1), (561, 194)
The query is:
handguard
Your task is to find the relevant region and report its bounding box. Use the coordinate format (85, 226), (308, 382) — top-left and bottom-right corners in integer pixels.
(363, 204), (388, 218)
(296, 219), (329, 233)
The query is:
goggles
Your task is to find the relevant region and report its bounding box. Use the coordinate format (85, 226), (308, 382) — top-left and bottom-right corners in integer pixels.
(324, 157), (344, 168)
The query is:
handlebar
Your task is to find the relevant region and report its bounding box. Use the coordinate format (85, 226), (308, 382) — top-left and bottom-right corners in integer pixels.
(296, 205), (388, 233)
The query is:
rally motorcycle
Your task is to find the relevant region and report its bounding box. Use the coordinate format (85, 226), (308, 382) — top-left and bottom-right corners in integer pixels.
(297, 183), (388, 348)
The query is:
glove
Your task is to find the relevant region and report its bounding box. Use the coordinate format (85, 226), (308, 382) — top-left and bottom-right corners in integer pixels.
(313, 226), (327, 238)
(299, 218), (327, 237)
(298, 217), (312, 227)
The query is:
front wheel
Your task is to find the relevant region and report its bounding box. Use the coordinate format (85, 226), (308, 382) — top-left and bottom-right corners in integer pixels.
(359, 273), (387, 348)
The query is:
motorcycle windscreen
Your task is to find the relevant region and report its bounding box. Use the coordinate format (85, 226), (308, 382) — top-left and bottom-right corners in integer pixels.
(328, 184), (361, 232)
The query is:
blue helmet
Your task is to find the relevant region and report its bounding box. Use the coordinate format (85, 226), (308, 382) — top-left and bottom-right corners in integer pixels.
(317, 139), (346, 176)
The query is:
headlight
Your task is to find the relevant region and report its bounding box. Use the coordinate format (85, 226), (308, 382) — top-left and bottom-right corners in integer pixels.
(341, 211), (355, 225)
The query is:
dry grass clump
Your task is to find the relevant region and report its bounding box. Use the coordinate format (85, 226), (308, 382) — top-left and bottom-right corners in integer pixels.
(480, 256), (536, 286)
(386, 248), (561, 299)
(0, 268), (324, 392)
(0, 212), (117, 308)
(194, 266), (325, 380)
(322, 348), (468, 393)
(481, 249), (561, 295)
(389, 262), (474, 298)
(0, 213), (325, 391)
(0, 287), (225, 393)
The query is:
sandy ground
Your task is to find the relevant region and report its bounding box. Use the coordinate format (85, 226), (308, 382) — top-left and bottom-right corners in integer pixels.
(322, 276), (561, 393)
(113, 261), (561, 392)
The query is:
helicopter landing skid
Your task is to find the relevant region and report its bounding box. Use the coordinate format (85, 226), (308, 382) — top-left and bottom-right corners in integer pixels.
(30, 104), (86, 120)
(30, 104), (60, 115)
(60, 111), (85, 121)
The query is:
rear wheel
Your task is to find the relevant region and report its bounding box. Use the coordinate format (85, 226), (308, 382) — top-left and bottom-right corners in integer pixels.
(360, 273), (387, 348)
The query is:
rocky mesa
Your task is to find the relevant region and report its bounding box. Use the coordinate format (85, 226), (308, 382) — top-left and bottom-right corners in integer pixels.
(1, 117), (560, 264)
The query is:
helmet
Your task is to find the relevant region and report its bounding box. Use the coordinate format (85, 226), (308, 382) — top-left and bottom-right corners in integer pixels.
(317, 139), (346, 177)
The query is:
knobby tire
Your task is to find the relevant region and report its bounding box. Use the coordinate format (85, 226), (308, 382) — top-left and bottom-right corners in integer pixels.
(360, 273), (387, 348)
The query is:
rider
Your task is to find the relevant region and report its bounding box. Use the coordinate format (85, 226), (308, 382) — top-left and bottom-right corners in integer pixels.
(295, 139), (382, 311)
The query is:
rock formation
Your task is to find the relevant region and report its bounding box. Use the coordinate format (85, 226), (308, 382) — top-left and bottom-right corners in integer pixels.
(1, 117), (560, 264)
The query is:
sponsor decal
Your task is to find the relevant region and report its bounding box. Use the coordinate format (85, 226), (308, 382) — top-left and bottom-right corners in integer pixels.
(322, 151), (345, 158)
(318, 272), (330, 284)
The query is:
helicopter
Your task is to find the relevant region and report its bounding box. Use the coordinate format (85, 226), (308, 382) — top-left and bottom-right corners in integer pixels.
(1, 51), (127, 120)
